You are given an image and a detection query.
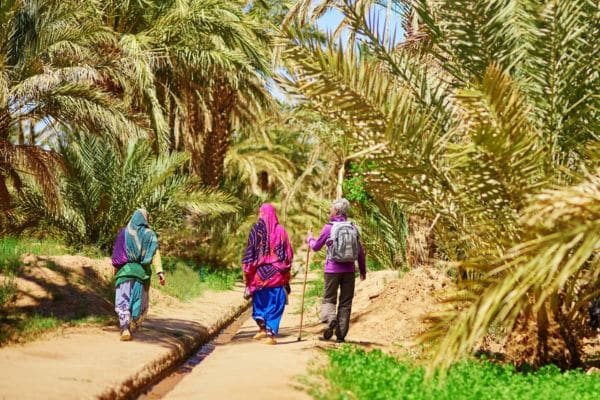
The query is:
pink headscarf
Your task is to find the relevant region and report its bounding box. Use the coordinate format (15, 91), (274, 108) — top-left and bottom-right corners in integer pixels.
(242, 203), (293, 271)
(259, 203), (283, 254)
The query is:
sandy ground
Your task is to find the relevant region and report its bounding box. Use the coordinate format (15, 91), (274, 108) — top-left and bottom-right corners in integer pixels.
(150, 269), (399, 400)
(0, 255), (248, 400)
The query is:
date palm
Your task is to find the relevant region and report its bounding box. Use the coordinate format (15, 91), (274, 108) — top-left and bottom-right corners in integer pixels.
(0, 0), (147, 212)
(10, 133), (238, 249)
(282, 0), (599, 370)
(101, 0), (274, 185)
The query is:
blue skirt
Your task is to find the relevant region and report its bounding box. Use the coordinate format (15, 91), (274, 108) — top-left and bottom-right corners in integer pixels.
(252, 286), (286, 335)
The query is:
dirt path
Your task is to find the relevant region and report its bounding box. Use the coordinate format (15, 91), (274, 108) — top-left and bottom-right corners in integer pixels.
(146, 270), (398, 400)
(0, 280), (248, 400)
(0, 250), (402, 400)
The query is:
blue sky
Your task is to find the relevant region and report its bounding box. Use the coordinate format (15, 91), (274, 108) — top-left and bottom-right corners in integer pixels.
(270, 6), (405, 102)
(316, 6), (405, 44)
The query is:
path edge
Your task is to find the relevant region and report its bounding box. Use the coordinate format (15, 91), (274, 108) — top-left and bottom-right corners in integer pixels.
(97, 299), (251, 400)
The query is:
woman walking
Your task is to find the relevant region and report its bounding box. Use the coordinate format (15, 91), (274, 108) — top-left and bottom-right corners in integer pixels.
(242, 203), (293, 345)
(111, 209), (165, 341)
(307, 198), (366, 343)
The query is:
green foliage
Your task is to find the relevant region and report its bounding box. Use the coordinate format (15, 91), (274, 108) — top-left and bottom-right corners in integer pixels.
(312, 346), (600, 400)
(17, 315), (62, 338)
(343, 162), (377, 205)
(353, 201), (409, 271)
(153, 259), (204, 302)
(0, 0), (149, 209)
(199, 266), (241, 291)
(152, 258), (241, 302)
(0, 237), (66, 273)
(282, 0), (599, 370)
(295, 272), (324, 314)
(11, 135), (237, 250)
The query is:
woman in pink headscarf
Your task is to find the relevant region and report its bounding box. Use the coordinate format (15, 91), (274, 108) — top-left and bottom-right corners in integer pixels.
(242, 203), (294, 344)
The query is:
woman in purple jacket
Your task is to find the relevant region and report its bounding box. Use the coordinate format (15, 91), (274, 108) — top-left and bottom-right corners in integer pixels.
(307, 198), (366, 343)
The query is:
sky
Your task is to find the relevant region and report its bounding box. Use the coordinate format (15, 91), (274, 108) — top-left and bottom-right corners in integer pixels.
(270, 5), (405, 102)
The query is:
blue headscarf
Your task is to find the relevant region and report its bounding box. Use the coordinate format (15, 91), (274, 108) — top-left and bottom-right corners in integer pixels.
(125, 209), (158, 265)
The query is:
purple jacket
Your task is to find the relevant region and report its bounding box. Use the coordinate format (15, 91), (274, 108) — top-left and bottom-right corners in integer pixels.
(307, 215), (366, 276)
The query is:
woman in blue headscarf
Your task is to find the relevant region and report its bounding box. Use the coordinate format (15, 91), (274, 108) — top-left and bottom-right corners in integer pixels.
(111, 209), (166, 341)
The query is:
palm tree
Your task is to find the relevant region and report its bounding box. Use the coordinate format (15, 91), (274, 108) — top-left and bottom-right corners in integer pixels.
(100, 0), (275, 186)
(282, 0), (599, 370)
(0, 0), (147, 213)
(10, 133), (238, 249)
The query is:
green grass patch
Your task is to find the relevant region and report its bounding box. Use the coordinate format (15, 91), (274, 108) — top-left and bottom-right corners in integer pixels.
(19, 315), (62, 338)
(293, 272), (324, 314)
(305, 274), (324, 301)
(0, 236), (105, 275)
(0, 276), (18, 312)
(367, 258), (387, 272)
(311, 346), (600, 400)
(199, 266), (241, 291)
(0, 237), (70, 274)
(310, 261), (323, 272)
(152, 260), (203, 301)
(0, 313), (114, 345)
(152, 258), (241, 302)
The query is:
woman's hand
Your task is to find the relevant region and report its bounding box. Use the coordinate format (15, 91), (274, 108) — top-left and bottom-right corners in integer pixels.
(158, 272), (166, 286)
(306, 228), (313, 243)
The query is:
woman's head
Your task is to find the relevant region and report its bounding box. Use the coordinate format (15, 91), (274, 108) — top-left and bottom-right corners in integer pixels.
(259, 203), (278, 223)
(130, 208), (150, 228)
(330, 198), (350, 217)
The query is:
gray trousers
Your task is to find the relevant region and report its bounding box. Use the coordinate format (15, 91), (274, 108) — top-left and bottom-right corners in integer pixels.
(320, 272), (355, 339)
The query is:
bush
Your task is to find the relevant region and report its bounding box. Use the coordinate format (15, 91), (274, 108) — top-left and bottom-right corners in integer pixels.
(312, 346), (600, 400)
(199, 266), (241, 291)
(152, 258), (241, 302)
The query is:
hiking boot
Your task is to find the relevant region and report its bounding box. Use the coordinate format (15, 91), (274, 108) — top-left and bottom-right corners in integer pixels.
(323, 319), (337, 340)
(120, 329), (132, 341)
(336, 338), (345, 344)
(253, 330), (267, 340)
(265, 336), (277, 345)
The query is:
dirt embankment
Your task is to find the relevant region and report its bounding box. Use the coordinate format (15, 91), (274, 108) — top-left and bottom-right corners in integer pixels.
(5, 255), (115, 320)
(345, 267), (452, 354)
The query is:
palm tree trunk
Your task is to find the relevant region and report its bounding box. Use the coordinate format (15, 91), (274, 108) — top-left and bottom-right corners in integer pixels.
(0, 174), (10, 210)
(183, 85), (204, 177)
(200, 82), (235, 187)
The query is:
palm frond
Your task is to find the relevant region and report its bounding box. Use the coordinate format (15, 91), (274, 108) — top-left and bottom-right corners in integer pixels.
(424, 169), (600, 373)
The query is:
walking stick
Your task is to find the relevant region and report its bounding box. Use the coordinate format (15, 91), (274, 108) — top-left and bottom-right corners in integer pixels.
(297, 248), (311, 341)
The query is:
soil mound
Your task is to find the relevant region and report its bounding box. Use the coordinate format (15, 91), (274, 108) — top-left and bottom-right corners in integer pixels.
(350, 266), (452, 353)
(9, 255), (115, 319)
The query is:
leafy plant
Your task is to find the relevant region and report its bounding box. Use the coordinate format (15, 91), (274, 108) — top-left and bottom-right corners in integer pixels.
(0, 0), (148, 211)
(11, 135), (238, 249)
(310, 346), (600, 400)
